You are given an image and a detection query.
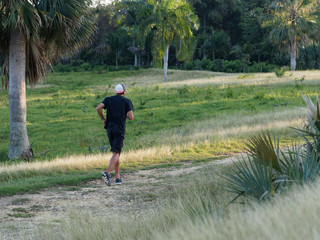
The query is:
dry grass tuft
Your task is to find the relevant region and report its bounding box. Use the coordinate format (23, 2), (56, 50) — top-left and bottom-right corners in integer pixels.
(0, 146), (174, 181)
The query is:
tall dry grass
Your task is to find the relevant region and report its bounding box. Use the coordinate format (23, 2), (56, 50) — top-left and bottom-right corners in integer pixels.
(112, 69), (320, 88)
(134, 107), (307, 148)
(0, 147), (173, 181)
(34, 168), (320, 240)
(157, 182), (320, 240)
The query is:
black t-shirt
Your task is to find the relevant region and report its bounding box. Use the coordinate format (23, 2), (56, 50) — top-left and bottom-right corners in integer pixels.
(102, 95), (134, 131)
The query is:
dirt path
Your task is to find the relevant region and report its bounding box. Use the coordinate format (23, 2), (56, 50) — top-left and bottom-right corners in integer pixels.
(0, 156), (237, 239)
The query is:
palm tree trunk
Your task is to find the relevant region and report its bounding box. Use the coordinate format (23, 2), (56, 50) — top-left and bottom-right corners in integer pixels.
(290, 51), (296, 71)
(8, 29), (32, 160)
(290, 42), (297, 71)
(133, 40), (138, 67)
(163, 44), (169, 82)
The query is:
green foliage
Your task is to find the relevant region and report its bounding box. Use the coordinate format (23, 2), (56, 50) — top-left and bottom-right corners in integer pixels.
(225, 93), (320, 201)
(298, 44), (320, 70)
(225, 86), (234, 99)
(274, 67), (286, 78)
(263, 0), (320, 70)
(245, 132), (281, 172)
(0, 0), (95, 86)
(225, 154), (275, 201)
(177, 84), (190, 95)
(281, 146), (320, 184)
(138, 0), (199, 64)
(225, 127), (320, 203)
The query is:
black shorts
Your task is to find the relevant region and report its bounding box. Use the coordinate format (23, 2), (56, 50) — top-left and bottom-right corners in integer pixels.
(106, 124), (125, 154)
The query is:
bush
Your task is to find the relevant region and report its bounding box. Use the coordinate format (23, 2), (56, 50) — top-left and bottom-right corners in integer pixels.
(212, 59), (224, 72)
(193, 59), (202, 70)
(224, 95), (320, 203)
(224, 60), (244, 73)
(54, 62), (71, 72)
(79, 62), (92, 71)
(248, 62), (277, 73)
(183, 62), (194, 70)
(200, 58), (211, 70)
(274, 67), (287, 78)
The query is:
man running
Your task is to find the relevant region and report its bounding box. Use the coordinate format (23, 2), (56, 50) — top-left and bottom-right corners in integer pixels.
(96, 84), (134, 186)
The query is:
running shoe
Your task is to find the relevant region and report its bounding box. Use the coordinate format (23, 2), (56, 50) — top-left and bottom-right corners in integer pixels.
(102, 172), (111, 186)
(115, 178), (123, 185)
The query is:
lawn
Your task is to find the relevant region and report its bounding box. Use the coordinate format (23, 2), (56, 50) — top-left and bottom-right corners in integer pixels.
(0, 69), (317, 161)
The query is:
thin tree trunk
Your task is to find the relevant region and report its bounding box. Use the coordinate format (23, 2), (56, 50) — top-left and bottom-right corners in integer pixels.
(138, 53), (141, 67)
(163, 44), (169, 82)
(116, 52), (118, 70)
(8, 29), (32, 160)
(290, 49), (296, 71)
(290, 40), (297, 71)
(133, 40), (138, 67)
(134, 54), (138, 67)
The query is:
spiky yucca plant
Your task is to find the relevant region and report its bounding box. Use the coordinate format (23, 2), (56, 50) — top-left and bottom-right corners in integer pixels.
(224, 153), (276, 202)
(225, 131), (320, 203)
(302, 94), (320, 131)
(245, 132), (282, 173)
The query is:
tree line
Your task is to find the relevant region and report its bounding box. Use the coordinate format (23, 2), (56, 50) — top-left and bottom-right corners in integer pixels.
(73, 0), (320, 74)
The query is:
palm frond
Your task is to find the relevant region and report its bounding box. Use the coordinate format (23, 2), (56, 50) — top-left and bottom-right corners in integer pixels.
(245, 132), (282, 173)
(281, 145), (320, 184)
(1, 0), (95, 89)
(302, 93), (320, 131)
(224, 154), (275, 202)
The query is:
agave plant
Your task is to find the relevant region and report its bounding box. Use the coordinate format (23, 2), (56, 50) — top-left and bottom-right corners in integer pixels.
(224, 154), (276, 202)
(280, 145), (320, 185)
(302, 94), (320, 131)
(224, 94), (320, 204)
(224, 131), (320, 204)
(245, 132), (282, 173)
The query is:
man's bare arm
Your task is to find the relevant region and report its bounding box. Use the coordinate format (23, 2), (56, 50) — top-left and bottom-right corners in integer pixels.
(96, 103), (106, 124)
(126, 110), (134, 120)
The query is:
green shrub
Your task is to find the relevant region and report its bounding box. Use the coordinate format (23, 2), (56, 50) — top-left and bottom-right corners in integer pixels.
(183, 62), (194, 70)
(248, 62), (277, 73)
(224, 60), (243, 73)
(225, 93), (320, 202)
(193, 59), (202, 70)
(224, 127), (320, 203)
(200, 58), (211, 70)
(274, 67), (286, 78)
(212, 59), (224, 72)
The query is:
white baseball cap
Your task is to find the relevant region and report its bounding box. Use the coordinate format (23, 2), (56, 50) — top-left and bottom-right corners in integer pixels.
(115, 84), (126, 94)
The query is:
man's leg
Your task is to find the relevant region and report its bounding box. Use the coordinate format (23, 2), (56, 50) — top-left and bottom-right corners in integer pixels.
(114, 158), (120, 179)
(106, 152), (120, 175)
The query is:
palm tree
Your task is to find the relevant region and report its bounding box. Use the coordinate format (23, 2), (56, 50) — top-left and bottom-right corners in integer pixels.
(115, 0), (146, 67)
(202, 29), (230, 60)
(264, 0), (320, 71)
(0, 0), (94, 159)
(96, 28), (130, 69)
(138, 0), (199, 82)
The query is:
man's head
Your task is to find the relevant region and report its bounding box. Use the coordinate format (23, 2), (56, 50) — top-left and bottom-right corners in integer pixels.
(115, 84), (126, 95)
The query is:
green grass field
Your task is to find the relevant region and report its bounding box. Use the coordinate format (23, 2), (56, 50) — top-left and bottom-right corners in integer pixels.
(0, 69), (317, 161)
